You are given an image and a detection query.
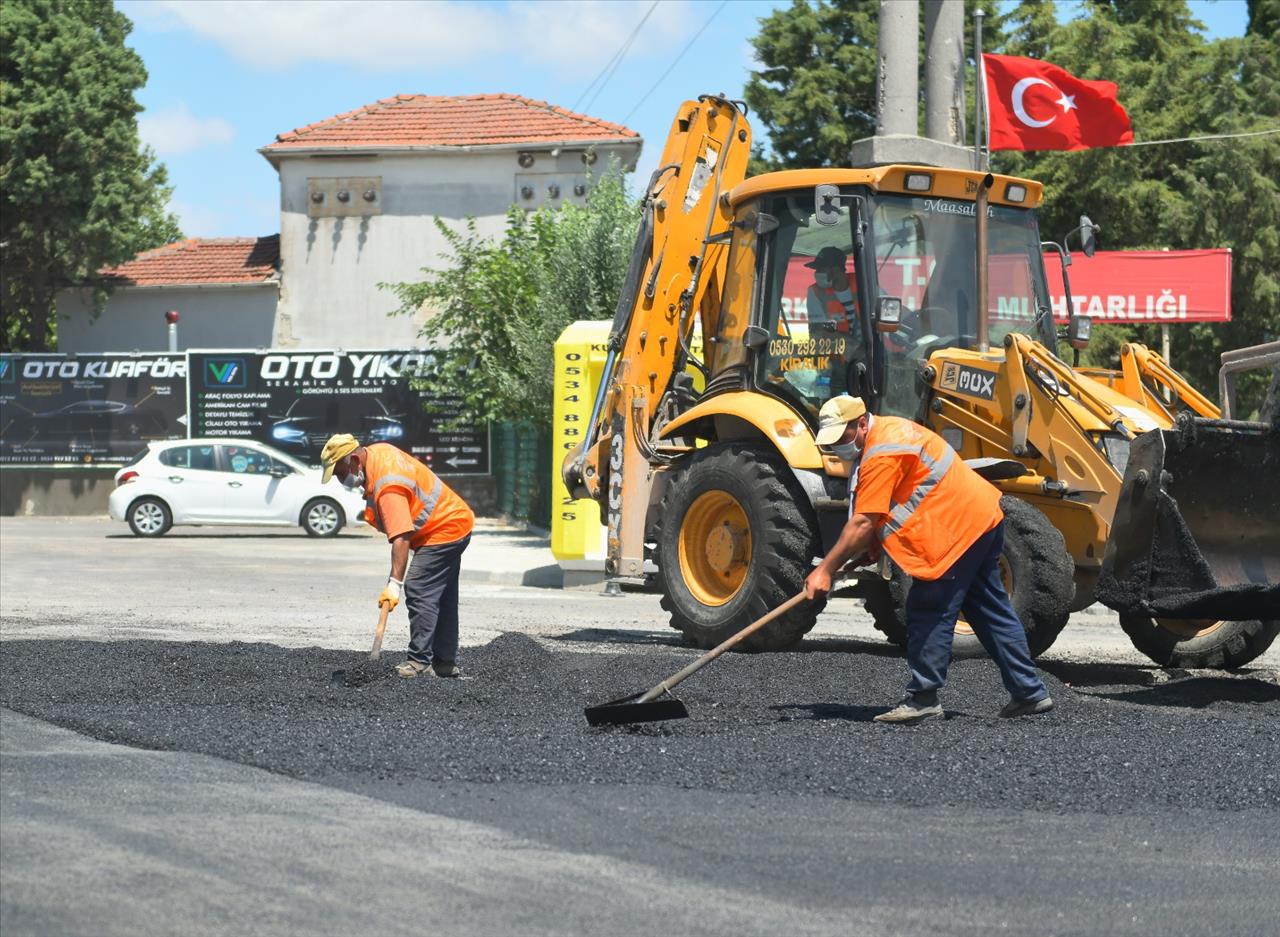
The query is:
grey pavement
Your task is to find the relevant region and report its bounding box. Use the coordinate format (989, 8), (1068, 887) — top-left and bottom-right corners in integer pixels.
(4, 515), (1251, 669)
(2, 515), (1278, 936)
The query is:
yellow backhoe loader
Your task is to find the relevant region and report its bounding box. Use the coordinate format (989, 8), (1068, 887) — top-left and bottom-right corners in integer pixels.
(563, 95), (1279, 669)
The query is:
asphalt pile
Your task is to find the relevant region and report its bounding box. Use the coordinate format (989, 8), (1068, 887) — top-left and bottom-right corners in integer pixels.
(2, 634), (1277, 814)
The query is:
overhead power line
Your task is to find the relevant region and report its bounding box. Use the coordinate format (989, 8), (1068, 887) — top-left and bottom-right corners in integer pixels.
(572, 1), (661, 115)
(623, 0), (730, 125)
(1122, 127), (1280, 148)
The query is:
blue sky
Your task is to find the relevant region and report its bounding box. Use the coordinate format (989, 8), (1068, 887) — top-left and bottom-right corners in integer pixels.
(120, 0), (1252, 240)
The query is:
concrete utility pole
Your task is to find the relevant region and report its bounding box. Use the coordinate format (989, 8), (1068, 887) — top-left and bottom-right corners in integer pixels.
(924, 0), (965, 147)
(849, 0), (973, 169)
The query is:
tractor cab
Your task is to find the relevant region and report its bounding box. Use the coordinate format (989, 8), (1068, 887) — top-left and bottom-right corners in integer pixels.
(708, 166), (1053, 426)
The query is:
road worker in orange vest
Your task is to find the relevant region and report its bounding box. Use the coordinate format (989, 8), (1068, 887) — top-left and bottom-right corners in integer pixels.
(804, 396), (1052, 724)
(321, 434), (475, 679)
(804, 246), (860, 338)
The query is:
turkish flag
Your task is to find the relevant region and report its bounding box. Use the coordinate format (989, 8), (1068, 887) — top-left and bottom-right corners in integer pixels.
(983, 53), (1133, 151)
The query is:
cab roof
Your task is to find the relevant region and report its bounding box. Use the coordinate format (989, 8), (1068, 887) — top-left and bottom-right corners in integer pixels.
(728, 166), (1044, 210)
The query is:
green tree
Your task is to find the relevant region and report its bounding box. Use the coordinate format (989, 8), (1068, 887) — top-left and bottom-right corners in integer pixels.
(1, 0), (182, 352)
(745, 0), (1003, 172)
(996, 0), (1280, 414)
(382, 162), (640, 428)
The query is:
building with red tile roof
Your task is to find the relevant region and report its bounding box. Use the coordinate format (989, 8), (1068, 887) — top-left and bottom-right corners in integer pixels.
(260, 94), (638, 160)
(57, 236), (280, 353)
(261, 94), (641, 350)
(99, 236), (280, 288)
(57, 93), (641, 354)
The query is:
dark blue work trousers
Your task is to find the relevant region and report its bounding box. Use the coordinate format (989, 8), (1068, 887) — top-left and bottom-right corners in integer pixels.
(904, 522), (1048, 703)
(405, 534), (470, 666)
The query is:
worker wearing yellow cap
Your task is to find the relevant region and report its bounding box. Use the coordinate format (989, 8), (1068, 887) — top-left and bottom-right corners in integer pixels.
(804, 395), (1051, 724)
(320, 433), (475, 678)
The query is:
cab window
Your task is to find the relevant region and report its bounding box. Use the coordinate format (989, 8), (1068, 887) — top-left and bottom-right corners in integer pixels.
(755, 194), (865, 418)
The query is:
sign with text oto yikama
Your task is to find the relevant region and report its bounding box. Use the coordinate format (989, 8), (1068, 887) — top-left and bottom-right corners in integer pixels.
(0, 353), (187, 465)
(187, 349), (490, 475)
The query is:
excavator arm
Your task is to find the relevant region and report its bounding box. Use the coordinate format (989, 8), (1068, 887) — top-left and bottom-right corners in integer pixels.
(561, 96), (753, 578)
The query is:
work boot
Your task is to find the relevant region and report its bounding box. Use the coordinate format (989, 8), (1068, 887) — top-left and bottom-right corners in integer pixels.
(999, 696), (1054, 718)
(395, 660), (431, 679)
(873, 696), (943, 725)
(431, 660), (461, 679)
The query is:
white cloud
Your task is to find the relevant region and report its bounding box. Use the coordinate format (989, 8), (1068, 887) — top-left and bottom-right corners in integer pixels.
(139, 103), (235, 156)
(124, 0), (686, 74)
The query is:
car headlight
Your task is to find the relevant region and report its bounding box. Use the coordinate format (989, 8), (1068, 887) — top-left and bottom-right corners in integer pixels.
(272, 425), (306, 442)
(371, 424), (404, 440)
(1101, 434), (1131, 476)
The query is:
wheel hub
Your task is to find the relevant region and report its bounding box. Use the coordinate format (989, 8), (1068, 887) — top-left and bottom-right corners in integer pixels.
(1155, 617), (1224, 640)
(679, 490), (752, 606)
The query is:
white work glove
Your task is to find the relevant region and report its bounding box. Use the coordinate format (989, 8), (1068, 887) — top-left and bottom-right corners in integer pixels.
(378, 578), (403, 611)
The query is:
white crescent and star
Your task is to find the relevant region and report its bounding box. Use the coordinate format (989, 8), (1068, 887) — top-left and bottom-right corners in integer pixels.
(1011, 77), (1078, 128)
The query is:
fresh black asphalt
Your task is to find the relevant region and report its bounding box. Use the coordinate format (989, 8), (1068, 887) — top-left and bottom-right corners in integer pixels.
(2, 633), (1276, 815)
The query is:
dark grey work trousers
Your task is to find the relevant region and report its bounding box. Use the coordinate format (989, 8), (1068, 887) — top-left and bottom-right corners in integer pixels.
(404, 534), (470, 666)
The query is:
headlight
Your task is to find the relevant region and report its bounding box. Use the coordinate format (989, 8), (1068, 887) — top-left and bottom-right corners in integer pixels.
(372, 424), (404, 440)
(1101, 434), (1131, 475)
(272, 425), (306, 442)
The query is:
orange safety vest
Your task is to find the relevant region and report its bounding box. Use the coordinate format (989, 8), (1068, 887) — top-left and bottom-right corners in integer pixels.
(852, 416), (1002, 580)
(361, 443), (474, 549)
(817, 284), (856, 334)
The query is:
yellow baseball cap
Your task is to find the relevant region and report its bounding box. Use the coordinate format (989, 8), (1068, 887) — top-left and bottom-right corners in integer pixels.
(320, 433), (359, 483)
(814, 395), (867, 446)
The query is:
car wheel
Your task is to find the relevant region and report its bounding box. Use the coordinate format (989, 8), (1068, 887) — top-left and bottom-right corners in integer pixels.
(127, 497), (172, 537)
(302, 498), (344, 537)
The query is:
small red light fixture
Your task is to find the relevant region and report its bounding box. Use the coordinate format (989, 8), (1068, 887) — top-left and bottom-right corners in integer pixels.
(165, 310), (180, 324)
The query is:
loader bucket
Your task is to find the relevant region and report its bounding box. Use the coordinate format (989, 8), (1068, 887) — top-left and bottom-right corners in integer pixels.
(1097, 415), (1280, 621)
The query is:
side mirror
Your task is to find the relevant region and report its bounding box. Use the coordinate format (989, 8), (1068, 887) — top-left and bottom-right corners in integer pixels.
(742, 325), (771, 350)
(1067, 313), (1092, 350)
(269, 467), (291, 478)
(814, 184), (841, 226)
(1079, 215), (1098, 258)
(875, 296), (902, 333)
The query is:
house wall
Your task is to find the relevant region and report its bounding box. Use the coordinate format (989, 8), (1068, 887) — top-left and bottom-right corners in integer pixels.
(56, 285), (279, 353)
(272, 145), (639, 349)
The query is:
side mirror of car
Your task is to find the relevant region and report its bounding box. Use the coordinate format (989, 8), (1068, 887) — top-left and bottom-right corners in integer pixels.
(1067, 313), (1092, 350)
(875, 296), (903, 334)
(269, 467), (292, 478)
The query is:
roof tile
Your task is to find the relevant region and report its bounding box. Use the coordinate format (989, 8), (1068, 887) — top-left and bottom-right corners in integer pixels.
(101, 236), (279, 287)
(263, 93), (639, 151)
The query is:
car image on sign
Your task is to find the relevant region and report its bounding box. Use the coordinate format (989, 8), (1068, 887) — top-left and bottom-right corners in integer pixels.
(107, 438), (367, 537)
(267, 396), (405, 455)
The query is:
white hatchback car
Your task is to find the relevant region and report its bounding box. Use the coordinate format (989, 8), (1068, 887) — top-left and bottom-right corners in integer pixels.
(109, 438), (367, 537)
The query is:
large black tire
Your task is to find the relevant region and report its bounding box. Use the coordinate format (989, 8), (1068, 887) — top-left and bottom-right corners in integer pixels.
(1119, 615), (1279, 669)
(862, 496), (1074, 658)
(655, 443), (825, 651)
(301, 497), (345, 537)
(127, 496), (172, 537)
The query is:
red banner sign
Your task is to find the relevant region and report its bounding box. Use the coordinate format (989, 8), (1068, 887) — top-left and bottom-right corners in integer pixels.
(780, 249), (1232, 325)
(1042, 249), (1232, 323)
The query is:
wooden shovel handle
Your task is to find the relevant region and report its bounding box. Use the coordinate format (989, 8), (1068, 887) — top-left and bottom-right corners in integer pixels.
(369, 604), (391, 660)
(637, 591), (809, 704)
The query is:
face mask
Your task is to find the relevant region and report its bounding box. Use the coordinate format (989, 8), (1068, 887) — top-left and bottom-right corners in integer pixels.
(341, 469), (365, 490)
(827, 439), (861, 461)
